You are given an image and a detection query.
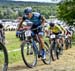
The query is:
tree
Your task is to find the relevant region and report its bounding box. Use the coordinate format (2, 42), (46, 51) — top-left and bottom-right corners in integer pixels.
(57, 0), (75, 25)
(0, 1), (57, 19)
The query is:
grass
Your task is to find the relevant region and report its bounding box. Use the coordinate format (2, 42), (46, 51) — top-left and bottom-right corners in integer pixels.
(8, 51), (22, 64)
(5, 31), (21, 50)
(5, 31), (50, 64)
(0, 31), (75, 64)
(5, 31), (22, 64)
(72, 33), (75, 42)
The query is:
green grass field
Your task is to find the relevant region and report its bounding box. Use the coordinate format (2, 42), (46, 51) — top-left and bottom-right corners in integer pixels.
(0, 31), (75, 64)
(5, 31), (22, 64)
(5, 31), (21, 50)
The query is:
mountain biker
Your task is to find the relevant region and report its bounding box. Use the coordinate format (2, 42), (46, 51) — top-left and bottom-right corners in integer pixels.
(57, 23), (67, 49)
(65, 26), (73, 38)
(17, 7), (46, 59)
(46, 22), (64, 49)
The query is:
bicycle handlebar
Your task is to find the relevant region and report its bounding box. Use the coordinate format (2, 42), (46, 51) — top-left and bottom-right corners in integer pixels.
(18, 25), (43, 31)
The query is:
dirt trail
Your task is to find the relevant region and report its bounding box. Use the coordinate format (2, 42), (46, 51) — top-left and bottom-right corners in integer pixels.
(8, 47), (75, 71)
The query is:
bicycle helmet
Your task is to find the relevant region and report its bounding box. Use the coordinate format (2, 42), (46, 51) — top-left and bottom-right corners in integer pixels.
(24, 7), (32, 15)
(49, 22), (55, 27)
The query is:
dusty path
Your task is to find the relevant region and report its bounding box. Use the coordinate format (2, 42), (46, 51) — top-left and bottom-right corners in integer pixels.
(8, 47), (75, 71)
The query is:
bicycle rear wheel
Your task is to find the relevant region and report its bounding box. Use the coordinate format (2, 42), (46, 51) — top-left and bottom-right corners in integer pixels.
(69, 38), (72, 48)
(0, 42), (8, 71)
(42, 42), (51, 64)
(21, 41), (37, 68)
(65, 38), (69, 49)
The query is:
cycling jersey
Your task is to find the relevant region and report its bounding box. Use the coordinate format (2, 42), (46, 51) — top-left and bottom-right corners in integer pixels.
(23, 12), (42, 28)
(48, 24), (62, 34)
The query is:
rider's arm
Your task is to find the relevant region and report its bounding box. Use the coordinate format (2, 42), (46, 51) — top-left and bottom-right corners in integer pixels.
(17, 19), (24, 30)
(17, 16), (26, 30)
(55, 24), (63, 33)
(61, 26), (67, 35)
(41, 15), (46, 25)
(45, 25), (51, 35)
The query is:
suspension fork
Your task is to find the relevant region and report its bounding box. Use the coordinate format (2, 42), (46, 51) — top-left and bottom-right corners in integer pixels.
(32, 39), (38, 54)
(50, 39), (56, 49)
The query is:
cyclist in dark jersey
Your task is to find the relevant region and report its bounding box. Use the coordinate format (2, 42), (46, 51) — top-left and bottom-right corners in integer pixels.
(17, 7), (46, 59)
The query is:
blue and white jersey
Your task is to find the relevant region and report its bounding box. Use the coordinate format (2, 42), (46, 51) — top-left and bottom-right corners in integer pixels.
(23, 12), (42, 27)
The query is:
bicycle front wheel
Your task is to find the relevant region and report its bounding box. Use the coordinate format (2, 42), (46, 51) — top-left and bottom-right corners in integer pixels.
(21, 41), (37, 68)
(42, 42), (51, 65)
(50, 42), (58, 61)
(0, 42), (8, 71)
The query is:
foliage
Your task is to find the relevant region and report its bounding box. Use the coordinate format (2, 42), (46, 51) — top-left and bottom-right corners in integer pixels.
(57, 0), (75, 25)
(0, 1), (57, 19)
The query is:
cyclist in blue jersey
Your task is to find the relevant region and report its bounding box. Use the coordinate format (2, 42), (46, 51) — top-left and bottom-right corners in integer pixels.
(17, 7), (46, 59)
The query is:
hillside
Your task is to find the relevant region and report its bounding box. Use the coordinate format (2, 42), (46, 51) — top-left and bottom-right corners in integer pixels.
(0, 1), (57, 19)
(0, 1), (57, 7)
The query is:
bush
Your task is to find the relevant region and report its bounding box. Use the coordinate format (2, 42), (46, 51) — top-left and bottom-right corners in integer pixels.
(72, 33), (75, 42)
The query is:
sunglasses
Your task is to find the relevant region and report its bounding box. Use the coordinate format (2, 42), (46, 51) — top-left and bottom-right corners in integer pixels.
(26, 13), (29, 15)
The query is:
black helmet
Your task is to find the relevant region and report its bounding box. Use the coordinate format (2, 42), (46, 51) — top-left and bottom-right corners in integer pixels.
(24, 7), (32, 15)
(49, 22), (55, 27)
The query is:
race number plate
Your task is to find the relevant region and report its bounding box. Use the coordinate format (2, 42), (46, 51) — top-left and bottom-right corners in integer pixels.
(50, 34), (55, 39)
(25, 30), (31, 37)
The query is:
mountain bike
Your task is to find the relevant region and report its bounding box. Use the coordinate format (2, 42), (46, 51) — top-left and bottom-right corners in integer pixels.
(21, 26), (51, 68)
(65, 35), (72, 49)
(50, 34), (62, 61)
